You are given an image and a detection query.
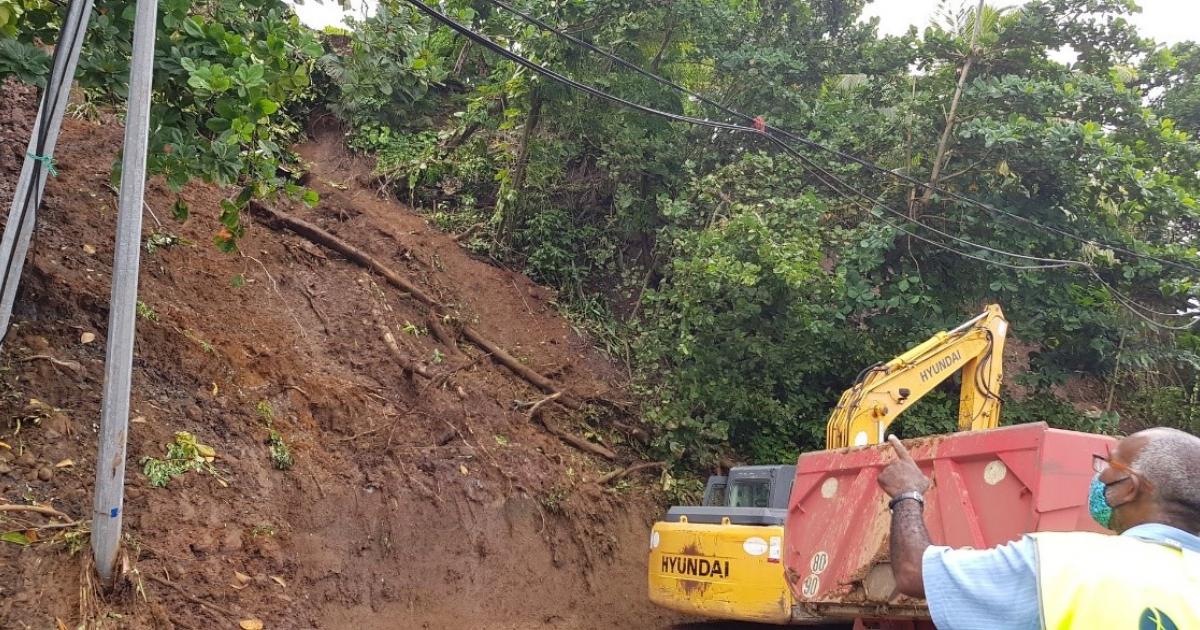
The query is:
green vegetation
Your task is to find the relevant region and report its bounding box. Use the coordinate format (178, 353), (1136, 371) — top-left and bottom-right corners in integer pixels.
(140, 431), (219, 487)
(2, 0), (324, 248)
(144, 232), (185, 254)
(256, 399), (275, 424)
(4, 0), (1198, 468)
(255, 399), (293, 470)
(250, 523), (278, 538)
(135, 300), (158, 321)
(267, 430), (293, 470)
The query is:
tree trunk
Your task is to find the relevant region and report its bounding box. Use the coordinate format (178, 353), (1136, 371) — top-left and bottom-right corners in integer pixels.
(650, 22), (675, 72)
(913, 0), (985, 215)
(499, 90), (543, 242)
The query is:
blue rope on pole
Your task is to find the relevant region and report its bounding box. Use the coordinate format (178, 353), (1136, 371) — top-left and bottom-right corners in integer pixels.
(26, 152), (59, 177)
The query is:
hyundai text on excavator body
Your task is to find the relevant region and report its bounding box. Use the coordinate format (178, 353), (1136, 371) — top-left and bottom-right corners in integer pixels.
(647, 305), (1114, 625)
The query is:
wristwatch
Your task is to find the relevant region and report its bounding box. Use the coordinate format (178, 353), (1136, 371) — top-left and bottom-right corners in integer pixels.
(888, 490), (925, 511)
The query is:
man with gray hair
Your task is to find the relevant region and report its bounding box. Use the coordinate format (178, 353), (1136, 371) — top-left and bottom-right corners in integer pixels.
(877, 427), (1200, 629)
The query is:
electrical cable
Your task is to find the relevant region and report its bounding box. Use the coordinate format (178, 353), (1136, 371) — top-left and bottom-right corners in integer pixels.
(789, 141), (1198, 328)
(406, 0), (1195, 329)
(406, 0), (751, 134)
(428, 0), (1075, 270)
(783, 143), (1081, 270)
(483, 0), (1200, 276)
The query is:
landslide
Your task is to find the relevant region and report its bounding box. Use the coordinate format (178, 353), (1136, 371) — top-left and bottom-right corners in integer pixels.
(0, 78), (685, 629)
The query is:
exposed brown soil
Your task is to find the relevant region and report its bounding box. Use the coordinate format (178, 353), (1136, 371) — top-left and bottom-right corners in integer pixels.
(0, 78), (690, 629)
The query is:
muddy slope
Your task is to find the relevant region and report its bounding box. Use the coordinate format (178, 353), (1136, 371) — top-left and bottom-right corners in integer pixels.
(0, 78), (684, 629)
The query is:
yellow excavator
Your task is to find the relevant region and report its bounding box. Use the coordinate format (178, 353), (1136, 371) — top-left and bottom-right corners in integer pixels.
(647, 304), (1008, 624)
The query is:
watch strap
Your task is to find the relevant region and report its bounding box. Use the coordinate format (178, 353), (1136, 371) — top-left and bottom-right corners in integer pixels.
(888, 490), (925, 510)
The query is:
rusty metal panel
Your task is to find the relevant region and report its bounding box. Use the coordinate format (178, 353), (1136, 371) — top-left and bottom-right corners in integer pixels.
(783, 422), (1115, 620)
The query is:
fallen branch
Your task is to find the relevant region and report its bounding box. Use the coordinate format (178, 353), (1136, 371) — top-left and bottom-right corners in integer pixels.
(427, 352), (489, 389)
(426, 315), (464, 358)
(0, 504), (71, 521)
(451, 221), (486, 243)
(249, 201), (440, 307)
(372, 311), (433, 380)
(596, 461), (665, 485)
(462, 327), (579, 409)
(18, 354), (84, 375)
(525, 392), (562, 419)
(336, 425), (386, 443)
(146, 574), (239, 619)
(540, 416), (616, 460)
(32, 519), (84, 531)
(528, 393), (615, 460)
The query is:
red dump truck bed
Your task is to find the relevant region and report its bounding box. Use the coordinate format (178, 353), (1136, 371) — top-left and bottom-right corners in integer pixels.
(783, 422), (1115, 622)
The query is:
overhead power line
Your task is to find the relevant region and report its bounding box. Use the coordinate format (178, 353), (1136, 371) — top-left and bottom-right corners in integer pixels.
(416, 0), (1023, 261)
(479, 0), (1088, 274)
(403, 0), (1195, 329)
(481, 0), (1200, 277)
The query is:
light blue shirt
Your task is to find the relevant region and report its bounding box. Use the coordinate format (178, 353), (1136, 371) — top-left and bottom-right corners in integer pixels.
(921, 523), (1200, 630)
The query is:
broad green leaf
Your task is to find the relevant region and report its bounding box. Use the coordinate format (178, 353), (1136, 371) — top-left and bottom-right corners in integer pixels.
(1, 531), (30, 545)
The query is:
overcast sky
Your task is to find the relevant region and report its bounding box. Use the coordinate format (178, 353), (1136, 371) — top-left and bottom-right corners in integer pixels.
(295, 0), (1197, 46)
(862, 0), (1196, 45)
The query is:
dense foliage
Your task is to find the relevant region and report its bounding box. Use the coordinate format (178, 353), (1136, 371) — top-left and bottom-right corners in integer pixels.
(4, 0), (1198, 466)
(1, 0), (323, 247)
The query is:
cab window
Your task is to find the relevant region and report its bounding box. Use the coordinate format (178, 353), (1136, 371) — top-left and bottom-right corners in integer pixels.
(728, 479), (772, 508)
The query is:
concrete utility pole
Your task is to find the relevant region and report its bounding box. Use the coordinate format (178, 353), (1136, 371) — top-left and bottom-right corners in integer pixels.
(92, 0), (159, 583)
(0, 0), (95, 346)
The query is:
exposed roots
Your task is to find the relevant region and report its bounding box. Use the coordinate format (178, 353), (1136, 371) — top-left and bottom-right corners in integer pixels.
(596, 461), (665, 485)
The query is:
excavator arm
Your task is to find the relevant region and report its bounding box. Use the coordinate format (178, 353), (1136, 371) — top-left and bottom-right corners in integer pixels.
(825, 304), (1007, 449)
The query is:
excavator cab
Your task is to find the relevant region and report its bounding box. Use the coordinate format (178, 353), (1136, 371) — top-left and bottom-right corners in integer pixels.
(666, 465), (794, 525)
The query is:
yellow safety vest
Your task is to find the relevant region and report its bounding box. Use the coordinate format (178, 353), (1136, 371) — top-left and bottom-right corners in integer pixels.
(1033, 531), (1200, 630)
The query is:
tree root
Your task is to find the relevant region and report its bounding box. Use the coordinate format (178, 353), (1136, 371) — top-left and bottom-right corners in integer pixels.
(460, 327), (579, 409)
(451, 221), (486, 243)
(596, 461), (665, 485)
(0, 504), (71, 521)
(18, 354), (84, 375)
(372, 310), (433, 380)
(250, 201), (439, 306)
(527, 393), (615, 460)
(426, 315), (464, 359)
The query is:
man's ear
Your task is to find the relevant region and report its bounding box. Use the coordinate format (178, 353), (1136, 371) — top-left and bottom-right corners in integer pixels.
(1108, 474), (1142, 508)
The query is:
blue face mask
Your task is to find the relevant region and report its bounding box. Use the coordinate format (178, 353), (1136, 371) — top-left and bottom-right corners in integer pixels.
(1088, 474), (1114, 530)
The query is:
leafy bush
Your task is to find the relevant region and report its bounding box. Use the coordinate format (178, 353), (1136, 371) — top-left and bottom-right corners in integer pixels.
(0, 38), (48, 86)
(267, 430), (293, 470)
(1121, 384), (1200, 435)
(318, 2), (450, 130)
(1003, 393), (1115, 434)
(2, 0), (323, 248)
(637, 166), (851, 465)
(141, 431), (219, 487)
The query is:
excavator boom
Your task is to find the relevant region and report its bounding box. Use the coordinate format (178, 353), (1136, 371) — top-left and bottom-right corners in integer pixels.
(825, 304), (1006, 449)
